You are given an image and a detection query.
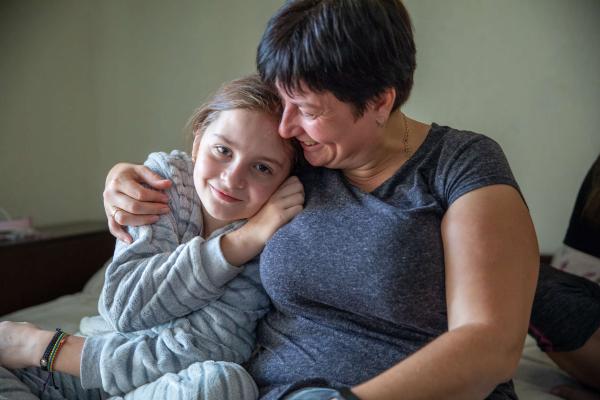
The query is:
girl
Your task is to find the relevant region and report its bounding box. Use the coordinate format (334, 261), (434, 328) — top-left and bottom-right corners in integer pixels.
(0, 74), (304, 400)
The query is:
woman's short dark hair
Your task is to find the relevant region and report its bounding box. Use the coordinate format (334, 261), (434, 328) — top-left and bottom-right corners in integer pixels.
(257, 0), (416, 117)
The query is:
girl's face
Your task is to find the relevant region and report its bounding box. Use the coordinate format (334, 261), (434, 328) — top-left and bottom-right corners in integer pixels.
(193, 109), (292, 225)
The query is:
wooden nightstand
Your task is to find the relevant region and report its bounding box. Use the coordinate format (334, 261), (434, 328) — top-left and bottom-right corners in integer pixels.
(0, 221), (115, 315)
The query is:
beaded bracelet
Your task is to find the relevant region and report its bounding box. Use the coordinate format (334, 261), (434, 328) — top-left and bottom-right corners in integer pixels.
(40, 328), (68, 372)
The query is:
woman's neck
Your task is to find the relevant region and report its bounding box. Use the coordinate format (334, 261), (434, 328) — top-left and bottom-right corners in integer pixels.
(343, 113), (430, 193)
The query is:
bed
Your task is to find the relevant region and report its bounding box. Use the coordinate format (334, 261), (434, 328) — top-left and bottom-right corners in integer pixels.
(0, 261), (583, 399)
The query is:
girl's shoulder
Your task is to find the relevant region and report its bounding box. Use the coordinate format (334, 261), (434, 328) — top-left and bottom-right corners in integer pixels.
(144, 150), (194, 183)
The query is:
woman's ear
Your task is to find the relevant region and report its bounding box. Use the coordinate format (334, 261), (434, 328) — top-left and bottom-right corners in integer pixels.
(191, 132), (202, 162)
(371, 87), (396, 123)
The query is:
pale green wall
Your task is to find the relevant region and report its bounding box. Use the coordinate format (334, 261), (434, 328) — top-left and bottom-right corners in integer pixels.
(403, 0), (600, 253)
(1, 1), (598, 253)
(0, 1), (96, 225)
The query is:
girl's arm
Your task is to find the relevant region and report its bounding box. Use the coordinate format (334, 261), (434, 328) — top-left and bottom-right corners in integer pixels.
(0, 321), (83, 377)
(83, 263), (269, 395)
(221, 176), (304, 266)
(0, 262), (269, 396)
(352, 184), (539, 399)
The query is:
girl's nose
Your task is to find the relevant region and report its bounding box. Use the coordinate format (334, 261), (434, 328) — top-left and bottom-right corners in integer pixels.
(222, 163), (246, 189)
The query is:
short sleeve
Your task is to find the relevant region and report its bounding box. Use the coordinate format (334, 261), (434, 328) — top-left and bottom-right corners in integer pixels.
(435, 134), (520, 209)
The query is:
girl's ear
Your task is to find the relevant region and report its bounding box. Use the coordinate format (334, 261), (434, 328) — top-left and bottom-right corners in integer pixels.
(191, 132), (202, 162)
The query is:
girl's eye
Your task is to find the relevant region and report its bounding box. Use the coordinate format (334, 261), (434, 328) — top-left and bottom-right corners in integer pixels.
(254, 163), (273, 175)
(214, 145), (231, 157)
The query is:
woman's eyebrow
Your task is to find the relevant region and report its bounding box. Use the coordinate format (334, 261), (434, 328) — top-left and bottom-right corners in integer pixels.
(292, 100), (320, 109)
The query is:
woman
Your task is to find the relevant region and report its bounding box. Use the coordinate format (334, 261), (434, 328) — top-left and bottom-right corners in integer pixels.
(102, 1), (538, 399)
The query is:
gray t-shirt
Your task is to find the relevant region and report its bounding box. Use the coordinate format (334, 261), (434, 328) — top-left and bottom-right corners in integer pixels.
(249, 123), (520, 399)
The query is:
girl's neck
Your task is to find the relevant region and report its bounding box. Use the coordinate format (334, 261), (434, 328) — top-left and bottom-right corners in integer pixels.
(200, 208), (231, 239)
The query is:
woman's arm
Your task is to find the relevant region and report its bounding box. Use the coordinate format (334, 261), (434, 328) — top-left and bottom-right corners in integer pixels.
(352, 184), (539, 400)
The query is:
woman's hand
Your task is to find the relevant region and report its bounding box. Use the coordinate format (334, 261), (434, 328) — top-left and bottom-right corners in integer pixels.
(103, 163), (172, 243)
(0, 321), (51, 369)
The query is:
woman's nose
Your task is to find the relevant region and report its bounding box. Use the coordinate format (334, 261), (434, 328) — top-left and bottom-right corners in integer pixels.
(279, 105), (299, 139)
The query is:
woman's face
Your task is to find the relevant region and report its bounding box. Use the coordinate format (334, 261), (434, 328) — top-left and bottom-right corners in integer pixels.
(193, 109), (292, 223)
(276, 83), (379, 170)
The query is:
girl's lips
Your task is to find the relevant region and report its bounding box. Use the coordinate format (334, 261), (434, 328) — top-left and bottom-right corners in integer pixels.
(209, 185), (241, 203)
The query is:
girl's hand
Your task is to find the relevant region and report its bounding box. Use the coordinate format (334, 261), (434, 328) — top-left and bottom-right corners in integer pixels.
(219, 176), (304, 267)
(245, 176), (304, 244)
(0, 321), (51, 369)
(103, 163), (172, 243)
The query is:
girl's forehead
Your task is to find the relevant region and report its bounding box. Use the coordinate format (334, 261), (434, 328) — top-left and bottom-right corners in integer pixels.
(203, 111), (291, 156)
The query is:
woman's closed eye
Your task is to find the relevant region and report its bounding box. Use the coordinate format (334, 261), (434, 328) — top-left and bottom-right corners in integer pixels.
(299, 109), (318, 119)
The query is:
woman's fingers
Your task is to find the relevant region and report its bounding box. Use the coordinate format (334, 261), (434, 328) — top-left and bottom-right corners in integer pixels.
(133, 165), (173, 191)
(108, 217), (133, 244)
(108, 208), (160, 244)
(104, 172), (170, 216)
(113, 208), (160, 227)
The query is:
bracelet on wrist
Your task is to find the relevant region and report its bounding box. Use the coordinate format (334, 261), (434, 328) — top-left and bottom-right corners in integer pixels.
(40, 328), (69, 372)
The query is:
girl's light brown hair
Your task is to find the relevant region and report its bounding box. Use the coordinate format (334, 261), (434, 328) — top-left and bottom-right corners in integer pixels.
(187, 74), (285, 160)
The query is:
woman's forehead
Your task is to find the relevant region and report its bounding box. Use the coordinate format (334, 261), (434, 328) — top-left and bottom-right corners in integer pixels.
(276, 83), (335, 108)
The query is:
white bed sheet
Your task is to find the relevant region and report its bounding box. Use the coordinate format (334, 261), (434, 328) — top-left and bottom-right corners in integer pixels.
(1, 265), (580, 399)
